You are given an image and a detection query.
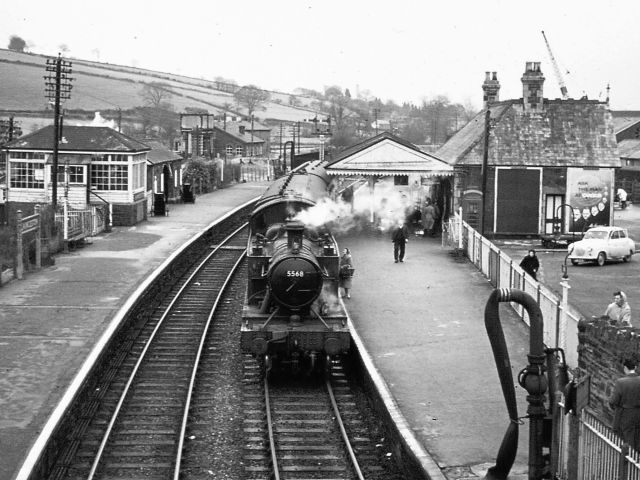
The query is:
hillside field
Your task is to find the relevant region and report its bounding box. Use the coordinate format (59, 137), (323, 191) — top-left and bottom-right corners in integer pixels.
(0, 49), (319, 125)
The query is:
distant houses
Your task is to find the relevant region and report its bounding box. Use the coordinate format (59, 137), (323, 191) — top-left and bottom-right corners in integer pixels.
(179, 113), (270, 159)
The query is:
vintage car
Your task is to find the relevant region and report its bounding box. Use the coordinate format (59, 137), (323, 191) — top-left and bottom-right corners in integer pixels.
(567, 226), (636, 266)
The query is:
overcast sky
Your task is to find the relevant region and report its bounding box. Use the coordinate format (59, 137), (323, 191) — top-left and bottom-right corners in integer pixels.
(2, 0), (639, 110)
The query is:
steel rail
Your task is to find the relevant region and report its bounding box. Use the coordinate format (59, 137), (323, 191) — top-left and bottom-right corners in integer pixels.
(172, 243), (246, 480)
(86, 223), (247, 480)
(263, 375), (281, 480)
(325, 377), (366, 480)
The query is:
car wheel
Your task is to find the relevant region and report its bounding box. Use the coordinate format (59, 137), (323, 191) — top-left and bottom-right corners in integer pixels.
(570, 259), (579, 266)
(596, 252), (606, 266)
(623, 250), (633, 262)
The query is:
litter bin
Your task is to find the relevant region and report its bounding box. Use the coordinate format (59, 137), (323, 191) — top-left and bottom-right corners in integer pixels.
(153, 193), (167, 216)
(182, 183), (195, 203)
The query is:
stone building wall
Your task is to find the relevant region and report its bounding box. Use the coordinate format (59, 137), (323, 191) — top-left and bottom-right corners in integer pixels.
(577, 318), (640, 424)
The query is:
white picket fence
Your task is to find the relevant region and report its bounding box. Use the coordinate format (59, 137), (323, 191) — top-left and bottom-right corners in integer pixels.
(55, 204), (109, 242)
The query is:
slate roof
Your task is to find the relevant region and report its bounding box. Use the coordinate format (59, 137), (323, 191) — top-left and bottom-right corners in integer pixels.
(144, 140), (183, 165)
(4, 126), (150, 153)
(215, 124), (265, 144)
(611, 111), (640, 135)
(618, 139), (640, 160)
(437, 99), (620, 168)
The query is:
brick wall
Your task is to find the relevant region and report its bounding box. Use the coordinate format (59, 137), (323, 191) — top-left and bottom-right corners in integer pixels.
(111, 199), (147, 226)
(577, 318), (640, 424)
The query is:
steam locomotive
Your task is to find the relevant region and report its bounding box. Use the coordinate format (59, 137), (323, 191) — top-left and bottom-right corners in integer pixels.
(240, 161), (350, 373)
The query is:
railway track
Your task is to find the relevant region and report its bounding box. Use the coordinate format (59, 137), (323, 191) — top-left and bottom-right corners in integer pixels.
(51, 224), (248, 480)
(243, 359), (403, 480)
(30, 205), (410, 480)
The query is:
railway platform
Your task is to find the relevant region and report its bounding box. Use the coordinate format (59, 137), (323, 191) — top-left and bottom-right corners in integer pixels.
(0, 182), (269, 480)
(337, 232), (531, 479)
(1, 181), (532, 480)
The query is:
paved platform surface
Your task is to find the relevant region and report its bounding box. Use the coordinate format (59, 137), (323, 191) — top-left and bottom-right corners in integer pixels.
(1, 182), (533, 480)
(338, 232), (531, 479)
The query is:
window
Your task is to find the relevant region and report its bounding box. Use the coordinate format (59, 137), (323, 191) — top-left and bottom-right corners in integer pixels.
(91, 164), (128, 190)
(236, 146), (244, 155)
(56, 166), (85, 184)
(619, 230), (627, 238)
(394, 175), (408, 186)
(10, 162), (45, 188)
(9, 152), (45, 160)
(226, 145), (234, 155)
(131, 163), (145, 190)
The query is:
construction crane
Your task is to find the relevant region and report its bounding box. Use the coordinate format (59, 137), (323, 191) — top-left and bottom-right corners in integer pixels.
(541, 30), (569, 100)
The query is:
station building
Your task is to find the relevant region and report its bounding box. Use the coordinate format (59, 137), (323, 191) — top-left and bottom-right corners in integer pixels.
(3, 125), (151, 225)
(325, 131), (454, 222)
(437, 63), (620, 237)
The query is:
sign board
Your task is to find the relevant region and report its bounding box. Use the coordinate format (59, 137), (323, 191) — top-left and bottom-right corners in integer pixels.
(566, 168), (613, 232)
(20, 215), (39, 234)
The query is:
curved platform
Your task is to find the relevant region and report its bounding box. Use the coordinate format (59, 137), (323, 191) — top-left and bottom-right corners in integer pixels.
(1, 182), (530, 480)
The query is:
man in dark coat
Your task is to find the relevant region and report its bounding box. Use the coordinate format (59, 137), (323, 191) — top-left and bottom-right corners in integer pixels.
(609, 358), (640, 451)
(392, 222), (409, 263)
(519, 249), (540, 281)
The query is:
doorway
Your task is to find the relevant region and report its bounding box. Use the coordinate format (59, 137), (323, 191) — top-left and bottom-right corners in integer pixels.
(544, 194), (565, 234)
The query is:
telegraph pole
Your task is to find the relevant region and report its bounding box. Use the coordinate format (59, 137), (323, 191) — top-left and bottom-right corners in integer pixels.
(481, 108), (491, 236)
(45, 54), (74, 208)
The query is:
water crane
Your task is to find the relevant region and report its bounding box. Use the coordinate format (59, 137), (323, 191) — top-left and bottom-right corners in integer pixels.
(541, 30), (569, 100)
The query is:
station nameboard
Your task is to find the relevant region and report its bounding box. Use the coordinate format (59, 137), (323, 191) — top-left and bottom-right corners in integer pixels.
(20, 215), (39, 234)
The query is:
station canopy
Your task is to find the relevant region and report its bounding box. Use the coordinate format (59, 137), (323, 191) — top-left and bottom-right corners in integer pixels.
(325, 132), (454, 177)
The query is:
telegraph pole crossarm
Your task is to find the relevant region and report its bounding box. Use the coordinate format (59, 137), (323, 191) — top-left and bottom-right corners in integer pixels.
(44, 54), (74, 209)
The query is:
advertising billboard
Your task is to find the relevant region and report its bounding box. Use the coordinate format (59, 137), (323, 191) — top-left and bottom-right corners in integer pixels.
(566, 168), (613, 232)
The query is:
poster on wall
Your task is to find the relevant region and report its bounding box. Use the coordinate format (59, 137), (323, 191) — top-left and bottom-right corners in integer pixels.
(566, 168), (613, 232)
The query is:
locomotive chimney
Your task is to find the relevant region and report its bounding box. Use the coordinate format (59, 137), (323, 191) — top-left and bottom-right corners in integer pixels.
(286, 221), (305, 252)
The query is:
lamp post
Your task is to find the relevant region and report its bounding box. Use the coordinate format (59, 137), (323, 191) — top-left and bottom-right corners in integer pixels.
(553, 203), (575, 238)
(558, 255), (571, 351)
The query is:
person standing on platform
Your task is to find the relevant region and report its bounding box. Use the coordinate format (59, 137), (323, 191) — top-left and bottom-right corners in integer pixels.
(338, 247), (354, 298)
(605, 291), (632, 327)
(609, 358), (640, 451)
(423, 199), (436, 237)
(392, 222), (409, 263)
(519, 249), (540, 281)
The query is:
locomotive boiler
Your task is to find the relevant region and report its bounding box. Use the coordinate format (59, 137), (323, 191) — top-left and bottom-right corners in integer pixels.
(240, 161), (350, 373)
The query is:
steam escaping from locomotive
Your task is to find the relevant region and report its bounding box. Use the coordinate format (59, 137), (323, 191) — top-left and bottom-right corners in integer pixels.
(293, 181), (412, 234)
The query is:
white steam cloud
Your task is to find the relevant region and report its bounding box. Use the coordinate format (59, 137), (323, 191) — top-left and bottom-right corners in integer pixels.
(294, 181), (413, 234)
(89, 112), (116, 129)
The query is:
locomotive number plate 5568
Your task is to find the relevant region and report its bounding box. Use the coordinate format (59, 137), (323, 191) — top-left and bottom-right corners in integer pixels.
(286, 270), (305, 277)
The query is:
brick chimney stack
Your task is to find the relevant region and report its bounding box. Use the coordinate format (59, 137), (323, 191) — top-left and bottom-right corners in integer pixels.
(521, 62), (545, 112)
(482, 71), (500, 108)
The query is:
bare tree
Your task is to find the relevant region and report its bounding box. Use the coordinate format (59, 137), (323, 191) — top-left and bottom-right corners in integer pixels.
(8, 35), (26, 52)
(140, 82), (173, 109)
(234, 85), (270, 117)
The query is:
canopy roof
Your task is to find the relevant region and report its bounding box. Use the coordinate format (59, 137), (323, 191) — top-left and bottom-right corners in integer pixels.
(325, 132), (453, 177)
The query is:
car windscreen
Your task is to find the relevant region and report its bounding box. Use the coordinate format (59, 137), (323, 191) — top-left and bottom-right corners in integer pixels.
(583, 231), (608, 240)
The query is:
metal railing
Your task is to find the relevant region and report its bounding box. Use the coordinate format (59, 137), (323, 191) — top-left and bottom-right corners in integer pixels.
(579, 409), (640, 480)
